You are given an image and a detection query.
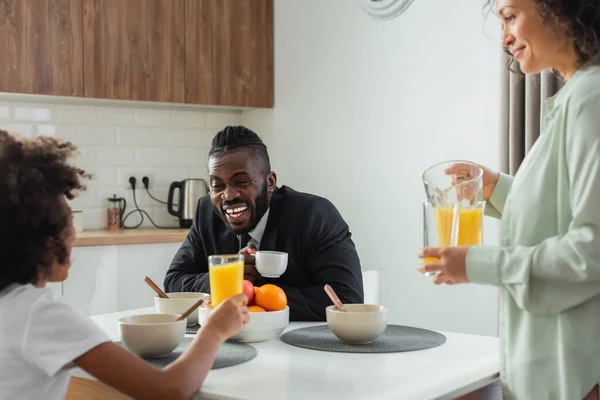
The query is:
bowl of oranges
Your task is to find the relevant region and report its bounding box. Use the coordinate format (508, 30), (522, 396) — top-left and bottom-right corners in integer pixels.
(228, 281), (289, 343)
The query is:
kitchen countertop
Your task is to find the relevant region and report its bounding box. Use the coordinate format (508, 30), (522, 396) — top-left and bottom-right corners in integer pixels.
(71, 307), (500, 400)
(73, 228), (189, 247)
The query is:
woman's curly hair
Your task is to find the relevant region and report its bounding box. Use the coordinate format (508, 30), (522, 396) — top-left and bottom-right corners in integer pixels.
(0, 130), (89, 291)
(486, 0), (600, 68)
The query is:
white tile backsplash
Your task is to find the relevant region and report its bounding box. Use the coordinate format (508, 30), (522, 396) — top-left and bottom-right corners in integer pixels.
(171, 110), (206, 128)
(117, 126), (156, 146)
(75, 146), (99, 166)
(156, 167), (191, 186)
(188, 128), (220, 146)
(154, 128), (188, 146)
(98, 147), (136, 166)
(78, 126), (118, 145)
(56, 105), (95, 123)
(206, 111), (242, 129)
(0, 103), (10, 120)
(171, 147), (208, 167)
(96, 107), (134, 126)
(4, 123), (33, 136)
(87, 167), (118, 186)
(0, 94), (240, 230)
(12, 103), (54, 122)
(135, 109), (170, 127)
(37, 124), (79, 141)
(135, 147), (171, 166)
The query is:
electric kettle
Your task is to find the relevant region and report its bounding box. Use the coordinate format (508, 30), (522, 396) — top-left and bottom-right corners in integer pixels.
(167, 179), (209, 228)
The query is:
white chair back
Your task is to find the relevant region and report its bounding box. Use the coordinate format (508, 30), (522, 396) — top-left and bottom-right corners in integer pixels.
(362, 270), (381, 305)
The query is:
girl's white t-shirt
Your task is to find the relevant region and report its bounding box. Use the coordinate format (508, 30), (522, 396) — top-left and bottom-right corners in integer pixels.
(0, 284), (110, 399)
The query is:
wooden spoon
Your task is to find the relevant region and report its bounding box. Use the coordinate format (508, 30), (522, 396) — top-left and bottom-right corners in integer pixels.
(144, 276), (169, 299)
(324, 284), (347, 312)
(176, 298), (206, 322)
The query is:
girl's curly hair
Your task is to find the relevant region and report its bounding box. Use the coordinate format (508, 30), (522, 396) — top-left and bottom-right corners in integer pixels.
(0, 131), (90, 291)
(486, 0), (600, 69)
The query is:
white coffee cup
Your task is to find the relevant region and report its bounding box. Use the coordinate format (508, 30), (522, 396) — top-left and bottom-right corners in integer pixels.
(255, 251), (288, 278)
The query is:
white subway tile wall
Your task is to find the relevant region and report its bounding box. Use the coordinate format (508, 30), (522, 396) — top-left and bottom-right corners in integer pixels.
(0, 96), (242, 230)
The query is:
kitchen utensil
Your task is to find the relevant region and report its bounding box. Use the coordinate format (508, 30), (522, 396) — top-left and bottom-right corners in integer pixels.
(176, 298), (206, 322)
(324, 284), (347, 312)
(107, 194), (126, 231)
(421, 161), (484, 276)
(167, 179), (208, 228)
(144, 276), (169, 299)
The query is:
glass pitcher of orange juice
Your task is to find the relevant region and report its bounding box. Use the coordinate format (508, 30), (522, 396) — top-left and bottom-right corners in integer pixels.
(422, 161), (484, 275)
(208, 254), (244, 307)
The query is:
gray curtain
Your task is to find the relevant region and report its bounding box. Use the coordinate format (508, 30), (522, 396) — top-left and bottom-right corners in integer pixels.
(499, 50), (564, 174)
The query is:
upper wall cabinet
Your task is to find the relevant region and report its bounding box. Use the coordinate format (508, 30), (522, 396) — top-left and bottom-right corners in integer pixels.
(82, 0), (186, 103)
(0, 0), (273, 108)
(0, 0), (84, 96)
(185, 0), (274, 107)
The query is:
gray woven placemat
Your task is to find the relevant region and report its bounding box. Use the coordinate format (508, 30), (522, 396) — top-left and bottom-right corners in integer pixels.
(116, 337), (256, 369)
(280, 324), (446, 353)
(186, 324), (200, 334)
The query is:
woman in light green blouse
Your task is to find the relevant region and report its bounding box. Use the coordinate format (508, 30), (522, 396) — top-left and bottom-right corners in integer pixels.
(418, 0), (600, 399)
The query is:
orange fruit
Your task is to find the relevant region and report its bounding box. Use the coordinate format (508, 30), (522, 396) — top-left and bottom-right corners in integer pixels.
(255, 284), (287, 311)
(248, 305), (266, 312)
(254, 286), (260, 296)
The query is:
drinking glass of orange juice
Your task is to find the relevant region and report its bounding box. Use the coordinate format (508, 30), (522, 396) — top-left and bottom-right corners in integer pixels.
(208, 254), (244, 307)
(422, 201), (483, 277)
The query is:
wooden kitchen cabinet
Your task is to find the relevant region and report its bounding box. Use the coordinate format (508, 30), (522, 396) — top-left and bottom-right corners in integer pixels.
(0, 0), (84, 96)
(82, 0), (186, 103)
(0, 0), (273, 107)
(185, 0), (274, 107)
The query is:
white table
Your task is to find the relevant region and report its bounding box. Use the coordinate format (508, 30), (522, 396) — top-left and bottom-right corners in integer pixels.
(75, 307), (500, 400)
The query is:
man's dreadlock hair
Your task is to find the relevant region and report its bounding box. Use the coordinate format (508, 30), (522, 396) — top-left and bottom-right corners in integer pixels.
(208, 126), (271, 174)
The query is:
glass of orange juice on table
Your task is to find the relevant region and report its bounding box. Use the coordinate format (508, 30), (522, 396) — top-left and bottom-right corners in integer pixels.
(208, 254), (244, 306)
(422, 160), (484, 277)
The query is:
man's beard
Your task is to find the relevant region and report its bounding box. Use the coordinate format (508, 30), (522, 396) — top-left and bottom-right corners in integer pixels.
(226, 182), (270, 235)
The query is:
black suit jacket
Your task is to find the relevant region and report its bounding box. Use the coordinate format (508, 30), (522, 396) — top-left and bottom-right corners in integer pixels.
(164, 185), (364, 321)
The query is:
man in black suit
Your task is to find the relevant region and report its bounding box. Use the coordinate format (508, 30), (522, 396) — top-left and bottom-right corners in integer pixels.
(164, 126), (363, 321)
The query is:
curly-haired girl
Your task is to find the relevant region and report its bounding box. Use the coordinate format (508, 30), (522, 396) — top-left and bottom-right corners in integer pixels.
(0, 131), (249, 399)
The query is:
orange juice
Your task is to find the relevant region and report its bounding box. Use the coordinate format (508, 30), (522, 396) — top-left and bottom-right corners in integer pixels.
(433, 205), (482, 246)
(209, 260), (243, 306)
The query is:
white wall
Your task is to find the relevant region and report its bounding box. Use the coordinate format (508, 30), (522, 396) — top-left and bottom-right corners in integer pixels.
(0, 94), (241, 230)
(243, 0), (503, 336)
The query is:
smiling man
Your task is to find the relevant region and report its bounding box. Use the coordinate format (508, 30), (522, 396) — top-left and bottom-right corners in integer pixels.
(163, 126), (364, 321)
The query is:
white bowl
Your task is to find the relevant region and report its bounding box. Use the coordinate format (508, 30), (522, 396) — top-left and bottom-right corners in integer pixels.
(228, 306), (290, 343)
(255, 251), (288, 278)
(118, 313), (186, 358)
(155, 292), (209, 326)
(326, 304), (388, 344)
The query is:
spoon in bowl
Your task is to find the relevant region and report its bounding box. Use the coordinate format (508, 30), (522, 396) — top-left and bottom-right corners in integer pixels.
(176, 298), (206, 322)
(324, 284), (347, 312)
(144, 276), (169, 299)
